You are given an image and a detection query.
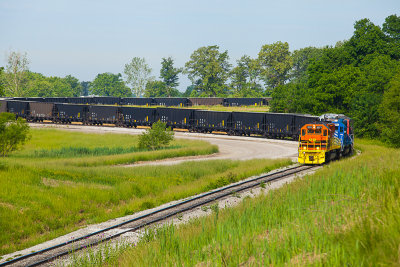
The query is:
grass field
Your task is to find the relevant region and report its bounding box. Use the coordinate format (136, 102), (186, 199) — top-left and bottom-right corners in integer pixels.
(74, 139), (400, 266)
(0, 128), (291, 256)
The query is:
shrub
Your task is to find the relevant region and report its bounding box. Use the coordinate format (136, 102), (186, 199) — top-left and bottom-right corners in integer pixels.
(138, 121), (174, 150)
(0, 112), (30, 157)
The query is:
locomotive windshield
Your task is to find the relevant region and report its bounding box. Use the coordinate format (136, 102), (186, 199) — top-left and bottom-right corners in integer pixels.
(307, 129), (321, 134)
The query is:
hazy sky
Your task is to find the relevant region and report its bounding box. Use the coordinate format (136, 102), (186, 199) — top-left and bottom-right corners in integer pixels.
(1, 0), (399, 91)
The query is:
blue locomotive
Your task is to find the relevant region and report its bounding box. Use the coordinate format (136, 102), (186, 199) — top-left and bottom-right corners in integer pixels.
(319, 114), (354, 156)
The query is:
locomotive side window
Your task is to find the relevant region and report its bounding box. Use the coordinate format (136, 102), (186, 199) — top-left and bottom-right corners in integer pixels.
(340, 127), (344, 133)
(302, 129), (305, 136)
(323, 130), (327, 136)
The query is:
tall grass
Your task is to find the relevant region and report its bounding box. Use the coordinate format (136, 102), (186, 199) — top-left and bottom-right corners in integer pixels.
(31, 146), (161, 158)
(0, 128), (290, 255)
(81, 140), (400, 266)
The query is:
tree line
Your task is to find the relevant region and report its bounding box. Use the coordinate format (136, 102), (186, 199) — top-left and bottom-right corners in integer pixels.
(0, 14), (399, 146)
(0, 41), (302, 99)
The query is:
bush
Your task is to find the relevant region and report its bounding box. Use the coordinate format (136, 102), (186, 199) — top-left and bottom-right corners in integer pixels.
(138, 121), (174, 150)
(0, 112), (30, 157)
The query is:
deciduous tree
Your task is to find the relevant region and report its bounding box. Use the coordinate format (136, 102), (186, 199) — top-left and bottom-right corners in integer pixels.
(144, 80), (179, 97)
(230, 55), (263, 97)
(185, 45), (231, 97)
(124, 57), (153, 97)
(383, 14), (400, 41)
(160, 57), (181, 97)
(24, 72), (80, 97)
(81, 81), (91, 96)
(258, 41), (292, 91)
(90, 73), (131, 97)
(345, 18), (389, 63)
(64, 75), (83, 97)
(291, 47), (323, 82)
(5, 51), (29, 97)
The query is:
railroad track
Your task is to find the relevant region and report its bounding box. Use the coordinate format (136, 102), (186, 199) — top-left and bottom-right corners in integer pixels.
(0, 164), (318, 267)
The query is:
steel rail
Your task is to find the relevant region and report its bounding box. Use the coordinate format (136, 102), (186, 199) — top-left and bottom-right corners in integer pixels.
(0, 165), (316, 267)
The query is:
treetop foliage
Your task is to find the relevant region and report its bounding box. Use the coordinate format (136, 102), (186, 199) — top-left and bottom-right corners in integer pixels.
(124, 57), (153, 97)
(185, 45), (231, 97)
(90, 72), (131, 97)
(258, 41), (292, 90)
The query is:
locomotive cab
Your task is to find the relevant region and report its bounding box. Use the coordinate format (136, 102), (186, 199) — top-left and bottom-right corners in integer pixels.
(298, 122), (341, 164)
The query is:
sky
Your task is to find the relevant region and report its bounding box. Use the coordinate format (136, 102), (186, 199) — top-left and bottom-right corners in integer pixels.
(0, 0), (399, 92)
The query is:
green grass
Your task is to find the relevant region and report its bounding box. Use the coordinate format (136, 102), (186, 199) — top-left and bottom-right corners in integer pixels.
(75, 139), (400, 266)
(30, 146), (156, 158)
(0, 128), (291, 255)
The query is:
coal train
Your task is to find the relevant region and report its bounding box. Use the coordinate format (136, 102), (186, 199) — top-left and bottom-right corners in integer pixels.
(8, 96), (271, 107)
(298, 114), (354, 164)
(0, 98), (316, 139)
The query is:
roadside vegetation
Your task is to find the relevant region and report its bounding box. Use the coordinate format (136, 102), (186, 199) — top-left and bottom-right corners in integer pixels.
(0, 128), (291, 255)
(70, 140), (400, 266)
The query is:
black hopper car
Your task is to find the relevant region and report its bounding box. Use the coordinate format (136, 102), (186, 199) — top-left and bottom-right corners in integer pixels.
(9, 97), (272, 107)
(0, 99), (317, 140)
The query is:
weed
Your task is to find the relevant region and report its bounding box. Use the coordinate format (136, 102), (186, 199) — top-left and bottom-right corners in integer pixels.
(66, 240), (130, 267)
(201, 206), (209, 212)
(231, 191), (241, 198)
(141, 228), (156, 243)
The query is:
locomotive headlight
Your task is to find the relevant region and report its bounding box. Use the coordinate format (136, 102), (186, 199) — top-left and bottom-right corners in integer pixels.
(303, 146), (306, 150)
(317, 147), (320, 150)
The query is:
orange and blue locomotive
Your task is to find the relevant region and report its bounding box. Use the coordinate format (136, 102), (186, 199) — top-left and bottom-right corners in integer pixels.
(298, 114), (354, 164)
